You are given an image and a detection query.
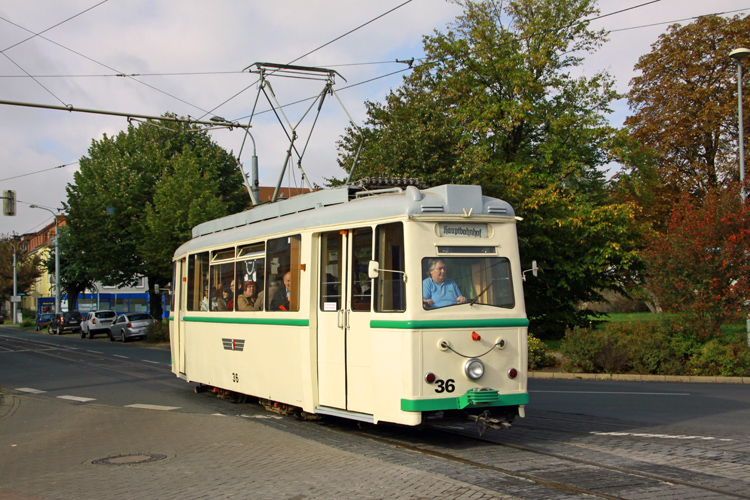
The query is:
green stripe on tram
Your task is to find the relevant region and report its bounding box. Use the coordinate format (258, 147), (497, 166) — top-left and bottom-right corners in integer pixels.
(401, 392), (529, 412)
(371, 318), (529, 329)
(183, 316), (309, 327)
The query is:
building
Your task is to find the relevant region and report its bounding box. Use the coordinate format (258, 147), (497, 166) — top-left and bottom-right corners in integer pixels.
(19, 216), (161, 316)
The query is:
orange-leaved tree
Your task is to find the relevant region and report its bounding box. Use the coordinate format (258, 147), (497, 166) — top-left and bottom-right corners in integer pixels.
(644, 185), (750, 337)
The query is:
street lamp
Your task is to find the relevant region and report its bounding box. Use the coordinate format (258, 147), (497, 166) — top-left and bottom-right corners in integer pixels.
(30, 205), (61, 315)
(730, 48), (750, 202)
(730, 48), (750, 347)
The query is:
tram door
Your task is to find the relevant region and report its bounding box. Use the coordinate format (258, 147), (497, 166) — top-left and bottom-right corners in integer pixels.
(174, 258), (187, 375)
(317, 228), (373, 414)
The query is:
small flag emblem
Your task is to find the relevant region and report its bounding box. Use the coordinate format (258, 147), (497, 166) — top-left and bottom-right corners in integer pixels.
(222, 338), (245, 351)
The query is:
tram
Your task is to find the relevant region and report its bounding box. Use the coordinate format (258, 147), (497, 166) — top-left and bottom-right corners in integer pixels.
(169, 179), (529, 428)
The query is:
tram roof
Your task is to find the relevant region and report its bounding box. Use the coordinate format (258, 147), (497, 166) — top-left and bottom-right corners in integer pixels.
(175, 184), (514, 256)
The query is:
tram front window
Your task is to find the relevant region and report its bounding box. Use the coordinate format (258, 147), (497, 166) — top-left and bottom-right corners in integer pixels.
(421, 257), (514, 309)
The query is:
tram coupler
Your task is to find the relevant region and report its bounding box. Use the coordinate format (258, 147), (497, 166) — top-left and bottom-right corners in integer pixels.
(468, 410), (512, 436)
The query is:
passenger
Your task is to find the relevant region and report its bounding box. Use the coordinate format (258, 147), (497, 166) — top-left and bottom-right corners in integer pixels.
(214, 283), (227, 311)
(270, 271), (292, 311)
(225, 280), (235, 311)
(200, 281), (210, 311)
(236, 281), (259, 311)
(422, 258), (467, 309)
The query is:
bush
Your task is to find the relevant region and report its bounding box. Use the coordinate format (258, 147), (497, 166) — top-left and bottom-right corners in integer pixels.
(560, 317), (698, 375)
(560, 326), (604, 373)
(559, 314), (750, 375)
(528, 333), (557, 370)
(687, 340), (750, 377)
(21, 308), (35, 320)
(21, 318), (34, 328)
(146, 320), (170, 344)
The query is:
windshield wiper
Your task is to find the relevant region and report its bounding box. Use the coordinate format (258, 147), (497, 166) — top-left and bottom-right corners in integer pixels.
(470, 279), (497, 306)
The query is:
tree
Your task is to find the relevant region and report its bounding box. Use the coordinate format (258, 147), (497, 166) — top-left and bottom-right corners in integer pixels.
(0, 237), (43, 304)
(43, 226), (97, 312)
(643, 185), (750, 337)
(625, 15), (750, 205)
(65, 116), (248, 319)
(337, 0), (642, 337)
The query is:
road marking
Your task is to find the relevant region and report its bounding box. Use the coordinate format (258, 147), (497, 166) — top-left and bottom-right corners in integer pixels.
(531, 390), (690, 396)
(113, 354), (129, 359)
(142, 359), (160, 364)
(125, 404), (180, 411)
(16, 387), (46, 394)
(591, 431), (732, 441)
(241, 414), (283, 420)
(87, 350), (103, 354)
(57, 395), (96, 402)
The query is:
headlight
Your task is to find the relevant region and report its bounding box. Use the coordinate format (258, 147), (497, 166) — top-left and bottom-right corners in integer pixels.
(463, 358), (485, 380)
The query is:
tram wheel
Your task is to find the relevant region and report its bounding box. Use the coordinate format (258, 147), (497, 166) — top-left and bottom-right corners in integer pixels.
(231, 393), (248, 404)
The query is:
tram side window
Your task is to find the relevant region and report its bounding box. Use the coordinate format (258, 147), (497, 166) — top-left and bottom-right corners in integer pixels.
(265, 235), (301, 312)
(187, 252), (209, 311)
(320, 232), (343, 311)
(236, 244), (265, 311)
(351, 228), (373, 311)
(373, 222), (405, 312)
(210, 248), (235, 312)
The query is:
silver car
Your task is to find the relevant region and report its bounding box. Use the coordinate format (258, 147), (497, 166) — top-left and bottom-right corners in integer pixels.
(108, 313), (155, 342)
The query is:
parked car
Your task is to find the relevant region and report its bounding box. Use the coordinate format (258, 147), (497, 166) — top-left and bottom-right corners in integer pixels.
(35, 313), (55, 331)
(81, 310), (117, 339)
(0, 312), (5, 324)
(109, 313), (155, 342)
(48, 311), (83, 335)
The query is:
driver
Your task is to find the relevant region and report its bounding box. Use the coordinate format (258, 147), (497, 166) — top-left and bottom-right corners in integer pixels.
(422, 258), (467, 309)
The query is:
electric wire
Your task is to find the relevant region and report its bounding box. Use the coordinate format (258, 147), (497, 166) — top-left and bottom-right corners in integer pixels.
(1, 8), (215, 117)
(0, 1), (740, 184)
(0, 0), (110, 53)
(199, 0), (417, 120)
(608, 7), (750, 33)
(0, 163), (77, 183)
(1, 52), (68, 106)
(287, 0), (415, 66)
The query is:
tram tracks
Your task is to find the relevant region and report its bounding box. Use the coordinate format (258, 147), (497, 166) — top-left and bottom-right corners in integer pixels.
(346, 418), (750, 500)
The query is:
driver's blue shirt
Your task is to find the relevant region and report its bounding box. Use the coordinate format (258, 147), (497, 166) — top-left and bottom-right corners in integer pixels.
(423, 278), (463, 308)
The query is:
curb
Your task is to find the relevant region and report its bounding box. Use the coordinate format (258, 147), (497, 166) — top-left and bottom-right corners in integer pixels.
(529, 371), (750, 384)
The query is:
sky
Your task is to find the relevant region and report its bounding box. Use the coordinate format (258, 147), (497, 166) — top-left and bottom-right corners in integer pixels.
(0, 0), (748, 237)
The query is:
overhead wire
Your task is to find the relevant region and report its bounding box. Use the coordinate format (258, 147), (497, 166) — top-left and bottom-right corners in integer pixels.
(3, 1), (743, 184)
(0, 0), (110, 53)
(608, 7), (750, 33)
(199, 0), (417, 120)
(0, 5), (216, 117)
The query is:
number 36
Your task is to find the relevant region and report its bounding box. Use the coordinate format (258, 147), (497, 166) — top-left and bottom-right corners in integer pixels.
(434, 379), (455, 393)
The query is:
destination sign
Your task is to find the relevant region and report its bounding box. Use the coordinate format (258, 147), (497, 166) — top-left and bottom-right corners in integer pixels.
(438, 223), (488, 238)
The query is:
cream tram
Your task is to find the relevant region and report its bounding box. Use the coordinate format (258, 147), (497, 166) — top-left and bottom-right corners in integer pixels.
(170, 180), (529, 428)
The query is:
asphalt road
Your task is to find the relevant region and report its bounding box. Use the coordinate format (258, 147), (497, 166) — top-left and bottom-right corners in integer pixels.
(528, 377), (750, 436)
(2, 325), (750, 500)
(3, 325), (749, 435)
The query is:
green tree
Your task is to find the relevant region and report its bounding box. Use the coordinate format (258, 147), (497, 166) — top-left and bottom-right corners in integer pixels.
(0, 237), (43, 304)
(65, 116), (248, 319)
(43, 226), (97, 312)
(337, 0), (642, 337)
(625, 15), (750, 205)
(643, 185), (750, 337)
